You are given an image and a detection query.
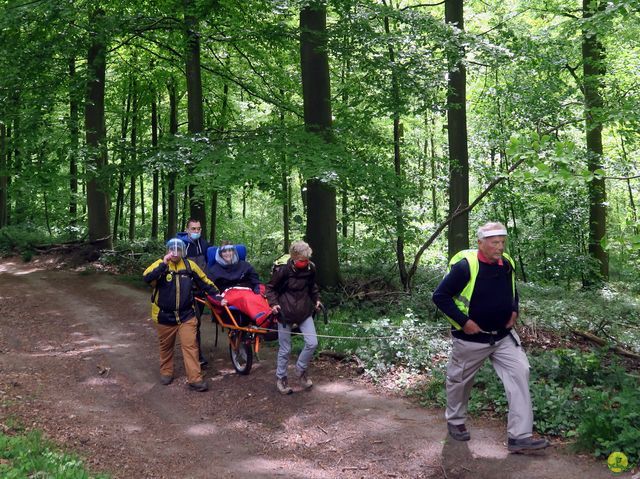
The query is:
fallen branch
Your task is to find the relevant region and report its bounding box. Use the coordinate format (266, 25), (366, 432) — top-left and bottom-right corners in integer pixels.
(318, 350), (347, 360)
(318, 351), (366, 374)
(34, 237), (87, 249)
(342, 465), (369, 472)
(406, 154), (529, 289)
(572, 330), (640, 361)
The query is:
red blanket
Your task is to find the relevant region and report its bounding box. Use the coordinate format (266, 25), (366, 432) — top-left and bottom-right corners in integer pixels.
(208, 286), (272, 328)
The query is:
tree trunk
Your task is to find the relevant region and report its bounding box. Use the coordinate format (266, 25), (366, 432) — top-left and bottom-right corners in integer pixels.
(339, 27), (351, 241)
(210, 81), (229, 245)
(429, 114), (438, 224)
(445, 0), (469, 258)
(162, 172), (167, 232)
(300, 1), (339, 287)
(0, 123), (6, 228)
(166, 79), (179, 238)
(129, 86), (138, 241)
(184, 1), (206, 235)
(69, 57), (79, 234)
(242, 185), (247, 220)
(209, 192), (217, 245)
(128, 177), (136, 240)
(151, 95), (159, 239)
(140, 174), (145, 225)
(12, 93), (23, 224)
(113, 167), (124, 241)
(582, 0), (608, 281)
(279, 100), (290, 252)
(85, 8), (112, 250)
(383, 8), (408, 289)
(113, 85), (132, 243)
(618, 135), (639, 235)
(181, 185), (189, 231)
(282, 171), (291, 252)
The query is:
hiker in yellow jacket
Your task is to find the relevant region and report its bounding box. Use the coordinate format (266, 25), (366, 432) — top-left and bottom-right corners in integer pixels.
(143, 238), (219, 392)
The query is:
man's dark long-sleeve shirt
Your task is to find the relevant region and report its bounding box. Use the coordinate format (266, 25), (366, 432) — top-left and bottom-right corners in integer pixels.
(432, 258), (518, 342)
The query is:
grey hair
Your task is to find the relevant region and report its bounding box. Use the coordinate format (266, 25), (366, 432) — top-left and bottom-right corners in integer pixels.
(289, 240), (312, 259)
(477, 221), (508, 240)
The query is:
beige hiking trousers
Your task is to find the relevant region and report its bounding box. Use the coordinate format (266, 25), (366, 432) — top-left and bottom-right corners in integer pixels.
(156, 318), (202, 384)
(445, 331), (533, 440)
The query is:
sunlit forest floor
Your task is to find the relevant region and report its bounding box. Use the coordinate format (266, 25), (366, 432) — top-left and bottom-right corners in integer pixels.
(0, 253), (637, 478)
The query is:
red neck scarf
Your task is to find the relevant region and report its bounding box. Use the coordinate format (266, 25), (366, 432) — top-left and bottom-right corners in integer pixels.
(477, 250), (503, 266)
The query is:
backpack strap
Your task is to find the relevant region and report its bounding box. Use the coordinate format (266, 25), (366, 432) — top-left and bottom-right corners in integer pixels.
(183, 258), (193, 276)
(173, 258), (193, 277)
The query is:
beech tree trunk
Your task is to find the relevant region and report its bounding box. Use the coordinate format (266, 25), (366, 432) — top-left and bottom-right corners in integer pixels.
(184, 1), (206, 235)
(166, 79), (178, 239)
(151, 95), (159, 240)
(583, 0), (608, 281)
(113, 86), (132, 243)
(84, 8), (112, 250)
(69, 57), (79, 233)
(0, 123), (6, 228)
(128, 86), (138, 241)
(383, 7), (408, 289)
(445, 0), (469, 258)
(300, 1), (339, 287)
(279, 95), (291, 252)
(209, 82), (229, 245)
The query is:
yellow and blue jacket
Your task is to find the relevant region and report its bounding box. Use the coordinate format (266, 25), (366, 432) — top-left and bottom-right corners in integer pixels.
(143, 258), (219, 325)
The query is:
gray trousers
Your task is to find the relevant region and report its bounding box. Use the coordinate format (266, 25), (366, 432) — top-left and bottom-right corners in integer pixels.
(445, 332), (533, 440)
(276, 316), (318, 379)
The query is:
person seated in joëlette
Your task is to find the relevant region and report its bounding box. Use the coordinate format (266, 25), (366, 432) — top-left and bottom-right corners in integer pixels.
(206, 242), (271, 327)
(208, 242), (262, 293)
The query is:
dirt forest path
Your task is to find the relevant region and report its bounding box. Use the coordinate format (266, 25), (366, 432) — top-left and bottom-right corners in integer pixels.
(0, 257), (630, 479)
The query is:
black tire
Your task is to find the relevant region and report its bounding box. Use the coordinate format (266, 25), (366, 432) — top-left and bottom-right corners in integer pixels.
(229, 332), (253, 375)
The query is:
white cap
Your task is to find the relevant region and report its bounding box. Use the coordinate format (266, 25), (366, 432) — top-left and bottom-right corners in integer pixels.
(479, 229), (508, 239)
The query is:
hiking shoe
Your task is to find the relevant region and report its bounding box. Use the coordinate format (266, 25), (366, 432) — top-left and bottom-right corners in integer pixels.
(447, 423), (470, 441)
(188, 381), (208, 392)
(296, 369), (313, 390)
(199, 359), (209, 369)
(276, 377), (293, 395)
(160, 375), (173, 386)
(508, 437), (550, 453)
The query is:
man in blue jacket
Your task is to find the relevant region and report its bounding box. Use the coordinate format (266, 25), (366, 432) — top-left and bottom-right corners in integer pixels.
(432, 222), (549, 453)
(177, 218), (210, 367)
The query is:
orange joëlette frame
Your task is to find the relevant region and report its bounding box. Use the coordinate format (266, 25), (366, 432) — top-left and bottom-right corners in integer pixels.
(195, 296), (269, 353)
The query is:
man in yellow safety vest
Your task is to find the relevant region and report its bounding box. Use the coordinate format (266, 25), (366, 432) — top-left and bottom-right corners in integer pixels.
(433, 221), (549, 453)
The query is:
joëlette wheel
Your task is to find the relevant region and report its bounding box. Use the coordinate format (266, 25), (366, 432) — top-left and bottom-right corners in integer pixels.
(229, 332), (253, 375)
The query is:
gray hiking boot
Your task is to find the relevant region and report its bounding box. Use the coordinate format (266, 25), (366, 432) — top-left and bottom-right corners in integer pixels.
(508, 437), (550, 453)
(188, 380), (208, 392)
(276, 377), (293, 395)
(447, 422), (470, 441)
(296, 369), (313, 390)
(160, 375), (173, 386)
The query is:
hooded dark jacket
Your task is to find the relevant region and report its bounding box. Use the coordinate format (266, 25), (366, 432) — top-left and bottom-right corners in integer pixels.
(207, 247), (261, 293)
(176, 232), (209, 271)
(265, 259), (320, 325)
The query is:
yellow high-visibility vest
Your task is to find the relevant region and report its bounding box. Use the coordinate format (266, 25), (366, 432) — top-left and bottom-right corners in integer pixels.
(446, 249), (515, 330)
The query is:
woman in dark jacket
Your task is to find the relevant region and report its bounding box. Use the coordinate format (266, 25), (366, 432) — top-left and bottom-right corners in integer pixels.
(266, 240), (320, 395)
